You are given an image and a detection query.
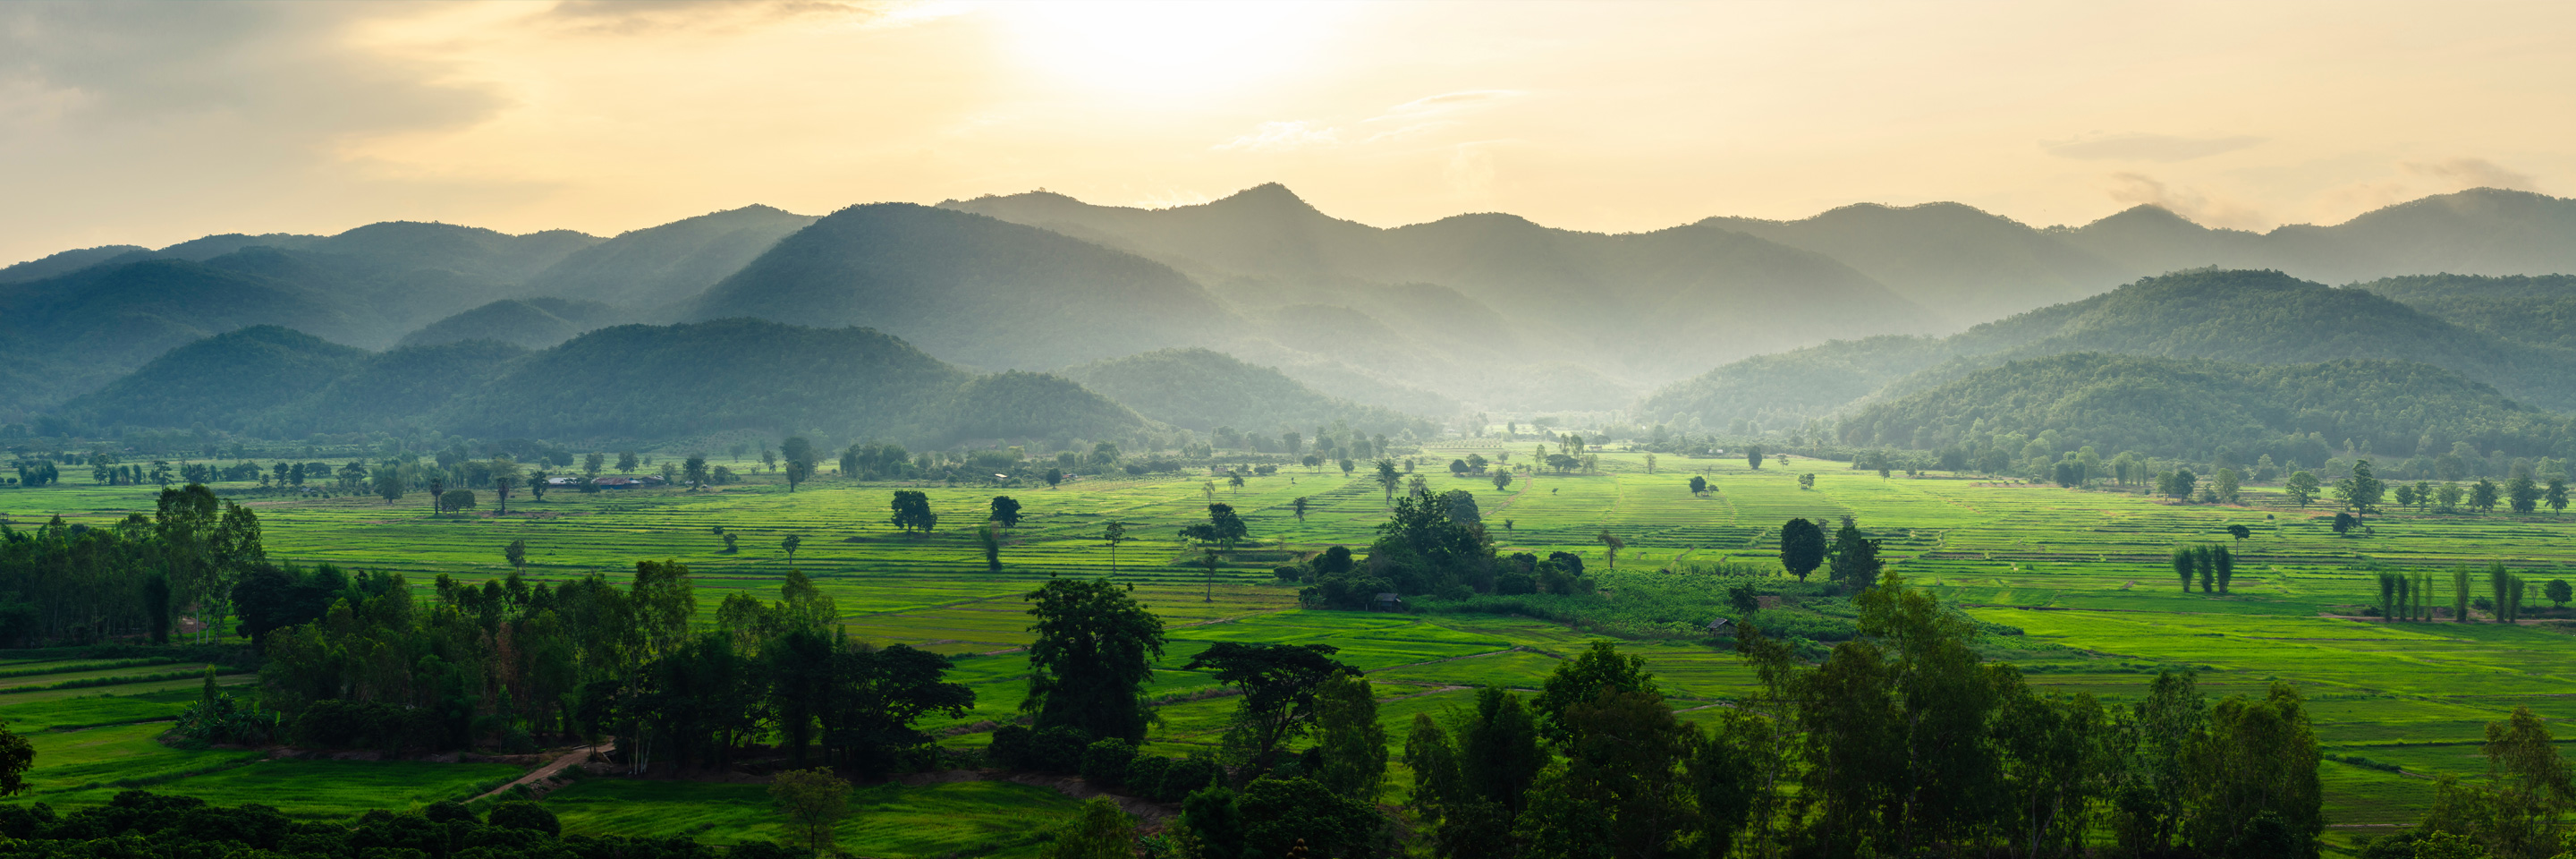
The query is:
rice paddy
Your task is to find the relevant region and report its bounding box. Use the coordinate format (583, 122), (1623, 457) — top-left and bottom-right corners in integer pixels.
(4, 446), (2572, 847)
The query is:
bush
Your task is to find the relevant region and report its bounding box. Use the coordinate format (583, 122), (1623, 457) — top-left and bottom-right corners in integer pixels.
(1124, 755), (1172, 798)
(486, 801), (560, 836)
(1080, 738), (1136, 786)
(990, 725), (1093, 771)
(1158, 754), (1224, 802)
(423, 801), (474, 823)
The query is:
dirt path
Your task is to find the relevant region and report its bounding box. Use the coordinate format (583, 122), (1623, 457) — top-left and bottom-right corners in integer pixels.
(470, 743), (611, 803)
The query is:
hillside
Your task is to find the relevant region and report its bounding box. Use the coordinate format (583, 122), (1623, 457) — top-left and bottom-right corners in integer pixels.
(2358, 273), (2576, 352)
(690, 203), (1237, 370)
(0, 245), (148, 284)
(397, 298), (626, 350)
(529, 204), (818, 310)
(1640, 268), (2576, 429)
(1837, 353), (2572, 462)
(64, 319), (1165, 447)
(57, 327), (369, 431)
(1063, 348), (1437, 437)
(1704, 201), (2126, 322)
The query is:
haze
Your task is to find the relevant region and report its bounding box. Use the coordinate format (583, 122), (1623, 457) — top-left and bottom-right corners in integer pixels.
(4, 0), (2572, 265)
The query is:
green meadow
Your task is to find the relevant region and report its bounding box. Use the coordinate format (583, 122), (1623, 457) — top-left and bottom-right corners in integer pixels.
(4, 446), (2573, 849)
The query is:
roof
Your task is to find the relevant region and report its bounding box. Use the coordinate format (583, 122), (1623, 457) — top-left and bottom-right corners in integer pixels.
(1374, 592), (1403, 601)
(1706, 617), (1734, 628)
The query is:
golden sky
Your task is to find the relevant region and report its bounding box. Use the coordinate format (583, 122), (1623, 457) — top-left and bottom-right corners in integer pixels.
(5, 0), (2572, 264)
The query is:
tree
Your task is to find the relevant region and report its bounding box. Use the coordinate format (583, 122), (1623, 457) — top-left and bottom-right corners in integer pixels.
(1597, 530), (1623, 569)
(767, 768), (852, 856)
(782, 437), (816, 492)
(1313, 674), (1387, 800)
(1492, 469), (1513, 492)
(2334, 460), (2386, 519)
(684, 455), (709, 490)
(2547, 579), (2571, 608)
(504, 539), (527, 574)
(1045, 467), (1063, 489)
(1180, 503), (1249, 549)
(1748, 446), (1765, 471)
(2471, 479), (2502, 514)
(782, 534), (802, 567)
(1023, 577), (1167, 744)
(2182, 683), (2323, 858)
(1187, 642), (1359, 772)
(2284, 471), (2319, 506)
(584, 452), (605, 477)
(990, 496), (1023, 528)
(2547, 479), (2570, 514)
(1533, 642), (1658, 743)
(2227, 523), (2252, 544)
(977, 524), (1003, 573)
(1689, 475), (1708, 496)
(373, 467), (404, 504)
(1339, 458), (1355, 478)
(2214, 468), (2241, 504)
(489, 457), (520, 515)
(2506, 476), (2541, 515)
(2215, 544), (2235, 593)
(890, 490), (937, 533)
(2172, 547), (2196, 592)
(1376, 459), (1402, 506)
(1826, 517), (1881, 591)
(1102, 522), (1126, 576)
(1292, 497), (1310, 522)
(1779, 518), (1826, 582)
(617, 451), (640, 473)
(2474, 706), (2572, 859)
(1040, 797), (1136, 859)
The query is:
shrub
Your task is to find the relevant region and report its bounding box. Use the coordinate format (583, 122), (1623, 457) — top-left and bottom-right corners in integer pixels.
(1080, 738), (1136, 787)
(1158, 754), (1224, 802)
(1124, 755), (1172, 798)
(486, 801), (560, 836)
(423, 801), (474, 823)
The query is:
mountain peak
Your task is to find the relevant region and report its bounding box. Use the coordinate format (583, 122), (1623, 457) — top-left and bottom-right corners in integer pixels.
(1202, 183), (1321, 215)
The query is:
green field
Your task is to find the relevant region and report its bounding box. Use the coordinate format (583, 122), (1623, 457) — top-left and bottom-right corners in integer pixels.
(5, 447), (2572, 846)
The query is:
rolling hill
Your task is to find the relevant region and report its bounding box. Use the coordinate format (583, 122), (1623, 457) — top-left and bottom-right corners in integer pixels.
(66, 319), (1158, 447)
(1836, 353), (2573, 463)
(398, 298), (627, 350)
(2357, 273), (2576, 353)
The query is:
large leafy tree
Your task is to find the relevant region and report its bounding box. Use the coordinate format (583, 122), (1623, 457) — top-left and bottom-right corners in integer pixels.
(1022, 578), (1166, 744)
(1778, 518), (1826, 582)
(781, 437), (817, 492)
(1184, 642), (1358, 772)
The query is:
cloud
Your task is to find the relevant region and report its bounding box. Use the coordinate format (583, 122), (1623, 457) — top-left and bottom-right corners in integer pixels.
(1215, 120), (1343, 152)
(538, 0), (901, 36)
(2106, 173), (2267, 229)
(0, 3), (499, 141)
(2045, 132), (2265, 163)
(2399, 157), (2538, 192)
(1369, 89), (1522, 122)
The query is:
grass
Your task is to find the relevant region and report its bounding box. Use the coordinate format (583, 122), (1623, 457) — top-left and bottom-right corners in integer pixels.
(7, 447), (2576, 827)
(545, 778), (1081, 857)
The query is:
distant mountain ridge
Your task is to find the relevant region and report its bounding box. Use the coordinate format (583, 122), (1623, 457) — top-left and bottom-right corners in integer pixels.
(1640, 268), (2576, 432)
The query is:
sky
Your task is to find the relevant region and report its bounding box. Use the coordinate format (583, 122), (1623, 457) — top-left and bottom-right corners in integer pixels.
(4, 0), (2573, 265)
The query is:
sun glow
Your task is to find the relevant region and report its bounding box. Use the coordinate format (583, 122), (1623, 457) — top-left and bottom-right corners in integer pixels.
(986, 1), (1346, 102)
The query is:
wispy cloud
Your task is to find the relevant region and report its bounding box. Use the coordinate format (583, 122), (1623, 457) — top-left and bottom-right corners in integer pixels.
(1368, 89), (1523, 122)
(2046, 132), (2264, 163)
(2106, 173), (2267, 229)
(2400, 157), (2538, 191)
(1214, 120), (1342, 152)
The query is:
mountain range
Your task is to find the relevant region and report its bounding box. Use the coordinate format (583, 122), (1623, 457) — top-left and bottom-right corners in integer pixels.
(12, 185), (2576, 444)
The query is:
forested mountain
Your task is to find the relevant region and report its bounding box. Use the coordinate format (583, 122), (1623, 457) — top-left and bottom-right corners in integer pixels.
(65, 319), (1159, 447)
(58, 326), (369, 431)
(689, 203), (1238, 370)
(397, 298), (626, 350)
(943, 184), (1928, 382)
(1703, 201), (2125, 323)
(2067, 188), (2576, 285)
(0, 223), (604, 420)
(0, 244), (148, 283)
(527, 204), (817, 311)
(1640, 268), (2576, 430)
(1063, 348), (1437, 437)
(1837, 353), (2574, 462)
(2358, 273), (2576, 352)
